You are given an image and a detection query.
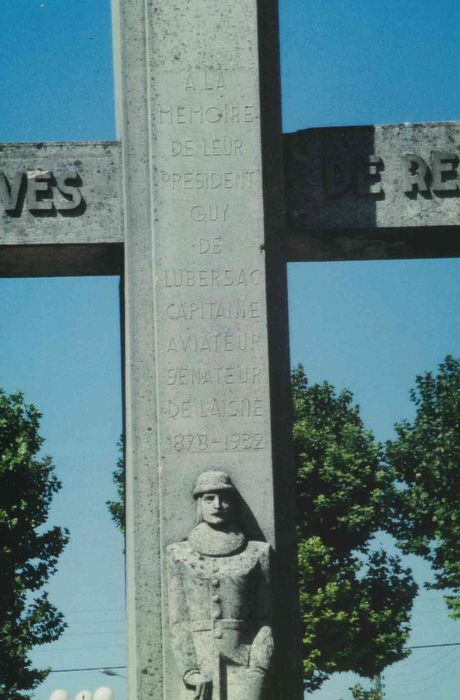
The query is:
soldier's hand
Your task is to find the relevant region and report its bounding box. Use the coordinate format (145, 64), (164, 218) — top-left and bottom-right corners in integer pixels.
(186, 671), (212, 700)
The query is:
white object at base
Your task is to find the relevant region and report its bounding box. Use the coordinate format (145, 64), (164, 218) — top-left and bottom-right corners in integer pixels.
(49, 691), (69, 700)
(94, 688), (115, 700)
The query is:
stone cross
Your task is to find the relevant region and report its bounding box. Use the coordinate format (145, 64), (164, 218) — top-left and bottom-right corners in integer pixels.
(1, 2), (299, 699)
(2, 2), (459, 699)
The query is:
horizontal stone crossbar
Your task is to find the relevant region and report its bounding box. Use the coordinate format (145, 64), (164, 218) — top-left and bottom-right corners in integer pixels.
(2, 122), (460, 273)
(284, 121), (460, 261)
(0, 141), (122, 247)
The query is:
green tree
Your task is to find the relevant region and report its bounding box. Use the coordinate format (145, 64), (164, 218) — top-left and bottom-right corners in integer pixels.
(0, 390), (69, 699)
(386, 354), (460, 617)
(350, 683), (381, 700)
(293, 366), (416, 692)
(106, 436), (125, 534)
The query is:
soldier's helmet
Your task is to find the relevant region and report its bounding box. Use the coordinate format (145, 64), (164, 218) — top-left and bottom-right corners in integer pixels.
(193, 470), (236, 498)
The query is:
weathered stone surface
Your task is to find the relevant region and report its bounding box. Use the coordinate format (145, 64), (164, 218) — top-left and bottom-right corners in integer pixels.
(112, 0), (300, 698)
(285, 122), (460, 233)
(0, 141), (122, 245)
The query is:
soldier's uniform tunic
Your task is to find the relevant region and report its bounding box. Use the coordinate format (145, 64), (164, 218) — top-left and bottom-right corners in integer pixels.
(167, 526), (273, 699)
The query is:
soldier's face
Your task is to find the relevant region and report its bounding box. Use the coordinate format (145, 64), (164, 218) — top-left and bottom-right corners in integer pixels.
(200, 492), (233, 526)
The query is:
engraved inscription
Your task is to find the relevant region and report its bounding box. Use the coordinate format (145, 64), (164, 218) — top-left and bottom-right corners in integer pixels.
(157, 65), (268, 466)
(199, 397), (263, 418)
(401, 154), (430, 194)
(432, 152), (460, 192)
(164, 268), (260, 288)
(198, 237), (223, 254)
(166, 365), (262, 386)
(157, 104), (256, 125)
(191, 204), (230, 222)
(0, 170), (85, 217)
(165, 299), (261, 320)
(171, 138), (243, 157)
(166, 333), (261, 353)
(160, 170), (258, 191)
(167, 397), (264, 419)
(184, 70), (226, 91)
(402, 152), (460, 195)
(166, 432), (265, 453)
(356, 155), (384, 196)
(322, 151), (460, 198)
(325, 155), (383, 197)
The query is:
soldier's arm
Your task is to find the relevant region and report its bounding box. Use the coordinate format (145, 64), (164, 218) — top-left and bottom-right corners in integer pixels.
(250, 542), (274, 672)
(167, 545), (200, 682)
(256, 542), (273, 626)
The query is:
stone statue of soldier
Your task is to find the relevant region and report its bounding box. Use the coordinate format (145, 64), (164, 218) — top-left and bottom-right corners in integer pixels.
(167, 470), (273, 700)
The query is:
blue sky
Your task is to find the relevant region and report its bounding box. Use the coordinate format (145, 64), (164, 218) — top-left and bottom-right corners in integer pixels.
(1, 1), (460, 699)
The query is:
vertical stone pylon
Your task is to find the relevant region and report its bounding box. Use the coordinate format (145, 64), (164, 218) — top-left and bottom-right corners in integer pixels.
(112, 0), (302, 697)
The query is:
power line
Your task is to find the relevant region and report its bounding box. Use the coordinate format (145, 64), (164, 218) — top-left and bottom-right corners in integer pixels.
(387, 645), (459, 680)
(385, 652), (460, 694)
(409, 641), (460, 649)
(41, 640), (460, 690)
(60, 629), (125, 638)
(49, 665), (127, 675)
(65, 619), (125, 626)
(389, 678), (460, 700)
(62, 608), (124, 615)
(34, 643), (125, 654)
(382, 635), (460, 678)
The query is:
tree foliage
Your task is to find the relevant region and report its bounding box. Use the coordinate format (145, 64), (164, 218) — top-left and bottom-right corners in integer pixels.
(0, 390), (69, 699)
(293, 366), (417, 692)
(386, 355), (460, 617)
(350, 684), (381, 700)
(106, 436), (125, 534)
